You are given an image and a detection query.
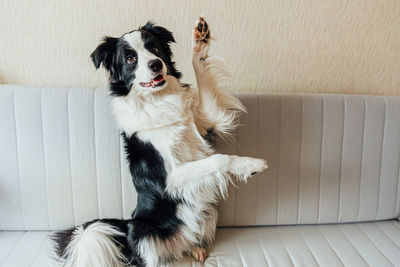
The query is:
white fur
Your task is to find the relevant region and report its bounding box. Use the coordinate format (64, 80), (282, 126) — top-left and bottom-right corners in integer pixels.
(109, 19), (267, 265)
(123, 31), (168, 94)
(56, 222), (127, 267)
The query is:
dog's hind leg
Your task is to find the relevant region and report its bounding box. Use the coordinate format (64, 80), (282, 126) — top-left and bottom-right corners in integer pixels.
(192, 16), (245, 139)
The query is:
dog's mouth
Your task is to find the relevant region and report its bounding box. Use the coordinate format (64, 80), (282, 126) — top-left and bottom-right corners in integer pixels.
(139, 74), (165, 88)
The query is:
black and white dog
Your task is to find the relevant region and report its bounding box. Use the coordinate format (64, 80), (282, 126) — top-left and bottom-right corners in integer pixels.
(52, 17), (267, 267)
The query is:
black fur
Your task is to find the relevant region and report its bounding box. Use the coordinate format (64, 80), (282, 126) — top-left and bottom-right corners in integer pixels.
(123, 133), (183, 237)
(140, 22), (182, 79)
(52, 132), (184, 267)
(52, 132), (184, 266)
(53, 23), (186, 267)
(51, 228), (75, 259)
(90, 37), (139, 96)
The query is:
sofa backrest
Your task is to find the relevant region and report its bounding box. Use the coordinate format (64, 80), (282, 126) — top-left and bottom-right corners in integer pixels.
(1, 85), (399, 230)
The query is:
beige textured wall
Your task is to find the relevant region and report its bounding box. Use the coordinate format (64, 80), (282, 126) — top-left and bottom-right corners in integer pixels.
(0, 0), (399, 94)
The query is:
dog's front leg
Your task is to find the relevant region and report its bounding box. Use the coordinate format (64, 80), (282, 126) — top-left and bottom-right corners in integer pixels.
(166, 154), (267, 198)
(191, 16), (245, 138)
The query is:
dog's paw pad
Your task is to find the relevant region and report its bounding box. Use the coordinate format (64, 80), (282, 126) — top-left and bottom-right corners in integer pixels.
(194, 17), (210, 42)
(191, 247), (207, 263)
(193, 17), (211, 52)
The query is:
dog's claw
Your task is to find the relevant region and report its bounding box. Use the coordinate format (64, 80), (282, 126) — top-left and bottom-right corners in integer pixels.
(192, 247), (207, 263)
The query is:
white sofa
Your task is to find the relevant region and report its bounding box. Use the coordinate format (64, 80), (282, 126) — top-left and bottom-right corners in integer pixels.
(1, 85), (400, 267)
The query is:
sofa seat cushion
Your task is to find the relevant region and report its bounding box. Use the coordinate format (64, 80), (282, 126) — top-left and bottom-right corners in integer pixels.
(1, 220), (399, 267)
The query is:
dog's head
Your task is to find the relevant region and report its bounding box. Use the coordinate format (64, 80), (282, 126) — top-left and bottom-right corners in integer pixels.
(91, 22), (181, 96)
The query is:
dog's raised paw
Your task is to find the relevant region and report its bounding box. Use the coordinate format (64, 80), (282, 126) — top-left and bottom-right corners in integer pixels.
(191, 247), (207, 263)
(193, 17), (211, 53)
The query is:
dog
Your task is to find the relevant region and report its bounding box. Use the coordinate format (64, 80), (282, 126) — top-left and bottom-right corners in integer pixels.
(52, 17), (267, 267)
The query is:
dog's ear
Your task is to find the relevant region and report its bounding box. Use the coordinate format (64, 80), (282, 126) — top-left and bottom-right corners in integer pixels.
(90, 37), (118, 70)
(141, 21), (176, 45)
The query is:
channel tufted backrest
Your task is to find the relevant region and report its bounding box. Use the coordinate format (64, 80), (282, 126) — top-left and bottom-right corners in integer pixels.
(1, 85), (400, 230)
(218, 93), (400, 226)
(1, 86), (136, 231)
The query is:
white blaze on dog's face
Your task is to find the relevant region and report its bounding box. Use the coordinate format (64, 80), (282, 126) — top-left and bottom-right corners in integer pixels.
(90, 22), (182, 97)
(123, 31), (168, 93)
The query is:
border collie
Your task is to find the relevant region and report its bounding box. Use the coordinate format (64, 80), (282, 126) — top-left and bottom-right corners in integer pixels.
(52, 17), (267, 267)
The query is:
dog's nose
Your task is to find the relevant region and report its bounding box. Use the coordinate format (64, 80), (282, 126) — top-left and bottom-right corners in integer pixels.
(148, 59), (162, 72)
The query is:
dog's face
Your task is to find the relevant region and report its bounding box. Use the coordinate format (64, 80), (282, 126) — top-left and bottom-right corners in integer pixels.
(91, 22), (181, 96)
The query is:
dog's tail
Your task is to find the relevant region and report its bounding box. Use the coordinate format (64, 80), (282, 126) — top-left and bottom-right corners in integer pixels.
(51, 220), (127, 267)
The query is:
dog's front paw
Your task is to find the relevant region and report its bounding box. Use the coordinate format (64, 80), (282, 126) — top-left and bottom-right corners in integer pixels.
(230, 156), (267, 182)
(193, 16), (211, 54)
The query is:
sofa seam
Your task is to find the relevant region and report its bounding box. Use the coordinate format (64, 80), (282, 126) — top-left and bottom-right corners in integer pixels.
(0, 231), (26, 265)
(40, 89), (51, 229)
(296, 95), (303, 224)
(375, 97), (387, 220)
(315, 226), (346, 266)
(93, 88), (100, 218)
(256, 230), (271, 267)
(374, 222), (400, 249)
(356, 96), (366, 221)
(355, 223), (394, 266)
(276, 95), (282, 224)
(234, 235), (246, 267)
(29, 233), (50, 266)
(337, 96), (346, 222)
(298, 228), (322, 266)
(67, 88), (76, 225)
(317, 95), (324, 223)
(275, 227), (296, 267)
(337, 225), (370, 265)
(13, 89), (26, 230)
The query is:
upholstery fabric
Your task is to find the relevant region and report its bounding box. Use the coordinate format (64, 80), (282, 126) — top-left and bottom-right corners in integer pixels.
(1, 85), (400, 230)
(1, 221), (400, 266)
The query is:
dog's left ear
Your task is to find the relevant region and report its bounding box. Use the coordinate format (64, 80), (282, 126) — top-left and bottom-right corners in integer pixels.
(90, 36), (118, 70)
(141, 21), (176, 45)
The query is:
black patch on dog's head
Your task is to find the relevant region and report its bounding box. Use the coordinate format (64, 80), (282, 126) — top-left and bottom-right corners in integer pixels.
(90, 37), (136, 96)
(90, 37), (118, 70)
(90, 22), (181, 96)
(140, 22), (181, 79)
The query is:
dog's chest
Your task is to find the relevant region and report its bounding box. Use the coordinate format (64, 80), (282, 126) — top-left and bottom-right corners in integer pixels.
(136, 124), (204, 170)
(113, 92), (208, 168)
(111, 93), (186, 135)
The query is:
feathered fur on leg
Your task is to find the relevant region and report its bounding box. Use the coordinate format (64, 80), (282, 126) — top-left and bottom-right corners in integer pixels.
(192, 16), (246, 140)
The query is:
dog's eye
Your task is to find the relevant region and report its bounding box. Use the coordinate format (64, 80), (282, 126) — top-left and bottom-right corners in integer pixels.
(152, 47), (159, 54)
(126, 55), (136, 64)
